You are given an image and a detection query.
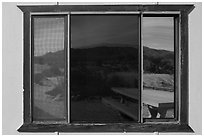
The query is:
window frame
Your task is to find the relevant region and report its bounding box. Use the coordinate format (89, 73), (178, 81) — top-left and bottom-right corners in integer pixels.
(17, 4), (194, 133)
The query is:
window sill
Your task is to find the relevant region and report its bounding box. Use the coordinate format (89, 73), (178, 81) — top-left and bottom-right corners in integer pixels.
(17, 123), (194, 133)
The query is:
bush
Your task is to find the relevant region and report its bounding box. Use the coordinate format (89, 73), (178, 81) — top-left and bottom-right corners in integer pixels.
(42, 66), (62, 77)
(34, 73), (45, 85)
(70, 69), (113, 99)
(107, 72), (138, 88)
(46, 81), (65, 101)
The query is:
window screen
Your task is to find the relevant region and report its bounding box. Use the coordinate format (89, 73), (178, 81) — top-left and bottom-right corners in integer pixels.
(32, 16), (67, 121)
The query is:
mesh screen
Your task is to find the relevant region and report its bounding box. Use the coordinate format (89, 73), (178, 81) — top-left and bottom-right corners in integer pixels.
(33, 17), (66, 121)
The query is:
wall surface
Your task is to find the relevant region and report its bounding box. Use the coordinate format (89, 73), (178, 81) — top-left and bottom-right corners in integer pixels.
(188, 2), (202, 135)
(2, 2), (202, 135)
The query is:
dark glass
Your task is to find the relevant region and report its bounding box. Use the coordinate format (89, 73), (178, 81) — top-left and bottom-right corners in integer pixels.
(32, 17), (66, 121)
(143, 17), (175, 119)
(70, 15), (140, 122)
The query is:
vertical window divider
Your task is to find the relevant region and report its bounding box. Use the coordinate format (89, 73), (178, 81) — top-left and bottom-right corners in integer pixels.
(175, 14), (181, 123)
(67, 12), (70, 123)
(139, 12), (144, 123)
(171, 14), (181, 123)
(30, 13), (33, 123)
(178, 14), (181, 123)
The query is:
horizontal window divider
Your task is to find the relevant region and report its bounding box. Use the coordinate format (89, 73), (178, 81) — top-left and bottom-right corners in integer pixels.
(32, 121), (68, 124)
(17, 123), (194, 132)
(142, 11), (181, 14)
(143, 120), (179, 124)
(70, 11), (141, 14)
(30, 12), (70, 15)
(30, 11), (180, 15)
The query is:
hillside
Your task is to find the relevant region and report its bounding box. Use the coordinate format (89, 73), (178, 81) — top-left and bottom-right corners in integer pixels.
(143, 46), (174, 74)
(34, 44), (174, 74)
(33, 44), (175, 100)
(143, 73), (174, 91)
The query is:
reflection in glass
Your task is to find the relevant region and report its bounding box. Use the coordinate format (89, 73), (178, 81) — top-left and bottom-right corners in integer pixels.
(143, 17), (174, 119)
(33, 17), (66, 121)
(70, 15), (140, 122)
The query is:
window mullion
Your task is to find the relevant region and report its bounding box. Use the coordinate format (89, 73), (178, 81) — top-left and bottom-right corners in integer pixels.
(174, 15), (181, 122)
(67, 13), (70, 123)
(139, 12), (144, 123)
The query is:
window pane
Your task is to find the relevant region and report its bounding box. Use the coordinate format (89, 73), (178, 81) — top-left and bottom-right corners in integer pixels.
(32, 17), (66, 121)
(143, 17), (174, 119)
(70, 15), (140, 122)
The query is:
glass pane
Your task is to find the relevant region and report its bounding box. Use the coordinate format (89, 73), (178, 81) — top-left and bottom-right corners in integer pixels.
(143, 17), (174, 119)
(32, 17), (66, 121)
(71, 15), (140, 122)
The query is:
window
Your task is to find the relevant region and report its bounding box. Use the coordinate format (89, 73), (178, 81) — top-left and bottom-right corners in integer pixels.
(142, 16), (176, 121)
(17, 4), (194, 132)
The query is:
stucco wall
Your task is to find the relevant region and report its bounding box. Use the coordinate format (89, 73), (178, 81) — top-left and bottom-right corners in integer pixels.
(2, 2), (202, 135)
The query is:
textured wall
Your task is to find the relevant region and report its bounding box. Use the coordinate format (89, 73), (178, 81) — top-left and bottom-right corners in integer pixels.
(2, 2), (202, 135)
